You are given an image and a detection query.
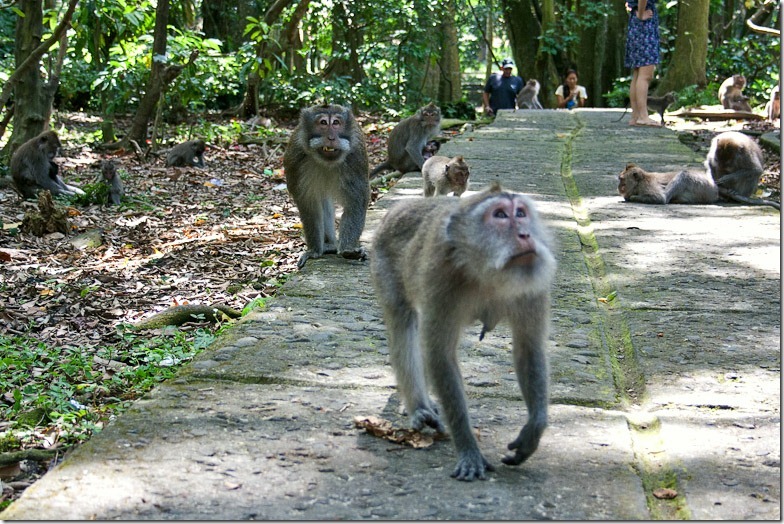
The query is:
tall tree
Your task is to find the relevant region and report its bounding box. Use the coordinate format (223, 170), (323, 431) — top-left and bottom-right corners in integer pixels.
(2, 0), (77, 156)
(124, 0), (198, 146)
(437, 0), (462, 103)
(239, 0), (293, 118)
(657, 0), (709, 94)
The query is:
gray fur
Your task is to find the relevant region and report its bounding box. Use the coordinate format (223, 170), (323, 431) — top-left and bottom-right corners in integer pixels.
(370, 184), (556, 481)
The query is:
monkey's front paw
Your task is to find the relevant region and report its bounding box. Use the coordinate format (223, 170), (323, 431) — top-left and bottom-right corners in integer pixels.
(502, 425), (543, 465)
(451, 451), (494, 481)
(411, 407), (445, 433)
(339, 246), (367, 261)
(297, 250), (323, 269)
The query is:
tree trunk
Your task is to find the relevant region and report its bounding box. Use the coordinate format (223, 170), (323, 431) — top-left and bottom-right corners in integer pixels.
(239, 0), (294, 118)
(437, 0), (462, 103)
(3, 0), (76, 156)
(283, 0), (311, 74)
(485, 0), (495, 80)
(126, 0), (171, 145)
(533, 0), (560, 107)
(657, 0), (709, 94)
(501, 0), (540, 81)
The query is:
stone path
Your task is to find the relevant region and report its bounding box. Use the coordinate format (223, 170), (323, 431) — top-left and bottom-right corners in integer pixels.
(2, 109), (779, 520)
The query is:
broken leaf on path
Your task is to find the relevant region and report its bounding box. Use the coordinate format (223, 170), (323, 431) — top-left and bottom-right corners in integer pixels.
(353, 415), (436, 448)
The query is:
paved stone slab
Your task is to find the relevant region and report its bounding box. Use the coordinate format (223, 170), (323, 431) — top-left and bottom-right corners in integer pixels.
(1, 380), (645, 520)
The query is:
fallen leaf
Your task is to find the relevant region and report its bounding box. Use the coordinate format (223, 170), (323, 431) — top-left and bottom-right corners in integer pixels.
(653, 488), (678, 499)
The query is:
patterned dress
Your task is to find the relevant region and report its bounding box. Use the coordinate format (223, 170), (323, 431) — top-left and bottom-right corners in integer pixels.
(624, 1), (660, 69)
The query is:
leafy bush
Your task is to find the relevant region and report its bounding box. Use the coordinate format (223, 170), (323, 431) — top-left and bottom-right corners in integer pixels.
(440, 99), (478, 120)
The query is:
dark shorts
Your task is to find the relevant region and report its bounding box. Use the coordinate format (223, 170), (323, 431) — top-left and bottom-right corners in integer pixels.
(624, 9), (660, 69)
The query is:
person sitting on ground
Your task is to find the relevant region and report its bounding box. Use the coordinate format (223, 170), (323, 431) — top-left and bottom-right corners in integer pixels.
(482, 58), (525, 116)
(555, 69), (588, 109)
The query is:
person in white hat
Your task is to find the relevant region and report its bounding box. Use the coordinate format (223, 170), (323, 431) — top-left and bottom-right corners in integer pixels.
(482, 58), (525, 116)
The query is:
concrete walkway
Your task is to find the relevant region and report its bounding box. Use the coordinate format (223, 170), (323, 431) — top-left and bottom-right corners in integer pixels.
(2, 110), (780, 520)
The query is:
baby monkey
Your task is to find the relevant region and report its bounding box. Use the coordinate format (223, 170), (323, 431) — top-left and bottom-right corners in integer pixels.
(371, 183), (557, 481)
(421, 155), (470, 197)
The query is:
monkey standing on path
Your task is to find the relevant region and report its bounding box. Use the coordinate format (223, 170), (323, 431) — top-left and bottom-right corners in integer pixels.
(618, 163), (719, 204)
(371, 183), (557, 481)
(421, 155), (470, 197)
(718, 75), (752, 112)
(370, 102), (441, 177)
(101, 160), (124, 206)
(284, 103), (370, 268)
(516, 79), (543, 110)
(166, 139), (207, 167)
(615, 92), (675, 125)
(10, 130), (85, 199)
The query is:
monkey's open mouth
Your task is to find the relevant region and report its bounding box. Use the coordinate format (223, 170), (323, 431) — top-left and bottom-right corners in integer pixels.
(322, 147), (336, 152)
(507, 250), (537, 266)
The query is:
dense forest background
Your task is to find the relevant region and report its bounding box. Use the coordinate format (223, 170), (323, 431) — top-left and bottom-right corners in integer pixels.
(0, 0), (780, 158)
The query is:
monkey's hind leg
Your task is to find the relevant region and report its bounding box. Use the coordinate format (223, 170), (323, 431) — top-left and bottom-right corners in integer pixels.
(422, 318), (494, 481)
(295, 196), (330, 268)
(502, 311), (550, 466)
(386, 306), (444, 433)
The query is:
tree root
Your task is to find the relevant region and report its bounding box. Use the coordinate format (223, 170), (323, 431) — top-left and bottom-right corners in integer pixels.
(133, 304), (242, 330)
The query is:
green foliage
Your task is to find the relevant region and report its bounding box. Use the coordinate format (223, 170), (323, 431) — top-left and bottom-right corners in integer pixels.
(707, 35), (780, 105)
(440, 99), (477, 120)
(0, 326), (216, 448)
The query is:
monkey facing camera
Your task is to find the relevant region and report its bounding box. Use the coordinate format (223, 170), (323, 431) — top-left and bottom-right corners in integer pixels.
(371, 183), (557, 481)
(284, 103), (370, 268)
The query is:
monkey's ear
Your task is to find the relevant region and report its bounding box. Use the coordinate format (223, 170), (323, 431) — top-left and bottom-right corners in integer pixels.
(625, 162), (637, 170)
(455, 155), (463, 162)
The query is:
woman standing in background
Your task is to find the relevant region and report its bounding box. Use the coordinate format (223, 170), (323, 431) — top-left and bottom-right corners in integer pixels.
(624, 0), (660, 126)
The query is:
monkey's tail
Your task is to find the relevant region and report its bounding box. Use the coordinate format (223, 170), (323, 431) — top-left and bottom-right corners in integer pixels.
(720, 188), (781, 210)
(369, 160), (393, 178)
(614, 106), (630, 122)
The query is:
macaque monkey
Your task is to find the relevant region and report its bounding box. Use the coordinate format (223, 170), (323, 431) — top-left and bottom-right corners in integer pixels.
(166, 139), (206, 168)
(516, 79), (543, 110)
(765, 84), (780, 123)
(718, 75), (752, 112)
(101, 160), (124, 206)
(10, 130), (85, 199)
(422, 140), (441, 161)
(421, 155), (470, 197)
(649, 92), (676, 126)
(370, 102), (442, 176)
(615, 92), (675, 125)
(618, 163), (718, 204)
(284, 103), (370, 268)
(371, 183), (557, 481)
(704, 131), (778, 208)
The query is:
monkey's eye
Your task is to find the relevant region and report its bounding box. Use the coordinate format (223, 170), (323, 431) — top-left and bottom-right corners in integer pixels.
(331, 118), (342, 127)
(516, 208), (527, 218)
(493, 209), (509, 218)
(319, 118), (328, 125)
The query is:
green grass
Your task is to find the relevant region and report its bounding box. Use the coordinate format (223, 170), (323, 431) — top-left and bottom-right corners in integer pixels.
(0, 325), (219, 451)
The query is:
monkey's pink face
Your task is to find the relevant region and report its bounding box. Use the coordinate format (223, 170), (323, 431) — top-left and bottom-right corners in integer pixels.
(310, 113), (350, 160)
(485, 197), (538, 267)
